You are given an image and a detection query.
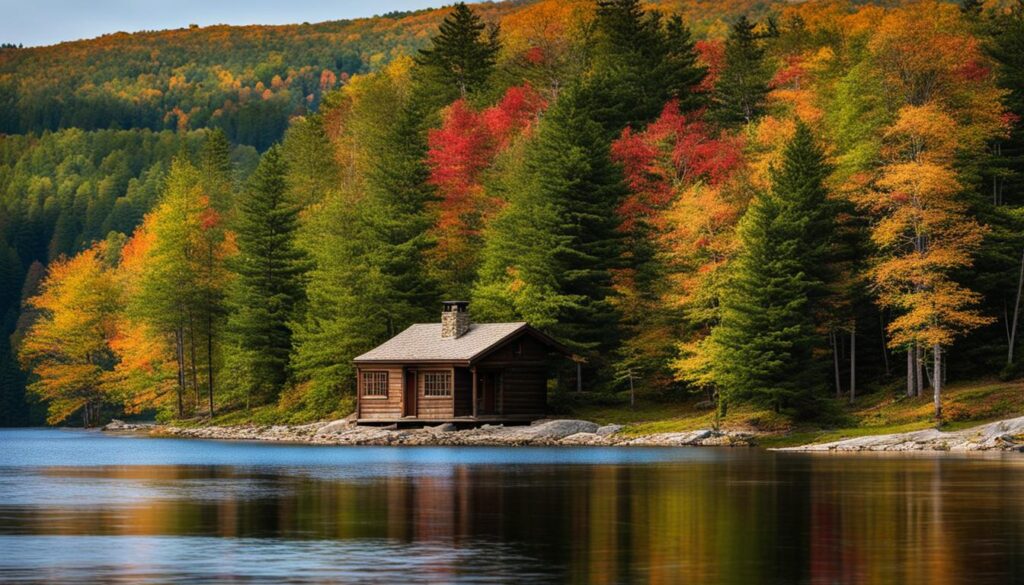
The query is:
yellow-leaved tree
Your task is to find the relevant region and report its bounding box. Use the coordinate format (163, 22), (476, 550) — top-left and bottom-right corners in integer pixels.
(18, 242), (120, 426)
(860, 104), (992, 419)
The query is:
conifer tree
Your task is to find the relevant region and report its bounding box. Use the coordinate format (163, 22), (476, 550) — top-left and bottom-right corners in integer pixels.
(712, 15), (772, 126)
(415, 2), (500, 103)
(474, 85), (625, 368)
(199, 128), (234, 213)
(708, 124), (835, 416)
(227, 146), (310, 404)
(590, 0), (706, 131)
(293, 59), (437, 410)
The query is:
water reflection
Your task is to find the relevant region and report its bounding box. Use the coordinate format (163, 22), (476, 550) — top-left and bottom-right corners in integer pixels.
(1, 430), (1024, 584)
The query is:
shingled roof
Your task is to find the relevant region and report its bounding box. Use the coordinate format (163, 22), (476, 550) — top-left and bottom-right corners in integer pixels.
(353, 322), (565, 364)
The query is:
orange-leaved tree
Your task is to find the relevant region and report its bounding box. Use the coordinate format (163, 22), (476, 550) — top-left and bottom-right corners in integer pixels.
(18, 242), (120, 426)
(860, 104), (992, 419)
(102, 217), (180, 417)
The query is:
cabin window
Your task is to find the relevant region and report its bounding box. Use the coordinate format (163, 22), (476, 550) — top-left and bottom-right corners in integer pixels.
(423, 371), (452, 397)
(362, 371), (389, 397)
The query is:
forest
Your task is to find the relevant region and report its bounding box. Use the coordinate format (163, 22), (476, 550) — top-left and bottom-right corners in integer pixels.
(2, 0), (1023, 427)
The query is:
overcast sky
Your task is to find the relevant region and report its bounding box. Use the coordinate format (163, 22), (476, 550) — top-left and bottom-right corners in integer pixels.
(1, 0), (457, 47)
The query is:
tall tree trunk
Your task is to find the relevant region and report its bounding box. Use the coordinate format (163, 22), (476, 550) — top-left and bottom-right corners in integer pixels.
(1009, 248), (1024, 365)
(879, 311), (890, 377)
(907, 348), (915, 398)
(933, 344), (942, 421)
(915, 343), (925, 397)
(831, 330), (842, 398)
(175, 326), (185, 417)
(849, 321), (856, 404)
(188, 315), (200, 410)
(207, 312), (215, 418)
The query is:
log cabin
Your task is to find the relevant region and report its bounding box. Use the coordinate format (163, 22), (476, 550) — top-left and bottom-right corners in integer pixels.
(353, 301), (570, 426)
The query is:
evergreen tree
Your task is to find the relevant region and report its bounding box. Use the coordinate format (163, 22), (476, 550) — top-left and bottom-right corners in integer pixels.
(227, 146), (309, 404)
(199, 128), (234, 213)
(293, 60), (438, 411)
(712, 16), (772, 126)
(709, 124), (835, 416)
(473, 85), (625, 369)
(770, 123), (836, 305)
(131, 157), (230, 418)
(415, 2), (500, 103)
(590, 0), (706, 131)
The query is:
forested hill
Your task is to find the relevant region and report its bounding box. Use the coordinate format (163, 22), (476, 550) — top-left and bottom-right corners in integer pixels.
(3, 0), (1022, 428)
(0, 0), (789, 150)
(0, 3), (512, 150)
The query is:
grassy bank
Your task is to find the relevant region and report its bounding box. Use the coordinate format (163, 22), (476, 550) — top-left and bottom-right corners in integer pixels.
(569, 379), (1024, 448)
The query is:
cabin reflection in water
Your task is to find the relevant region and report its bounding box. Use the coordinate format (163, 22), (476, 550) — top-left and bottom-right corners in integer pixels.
(353, 301), (571, 426)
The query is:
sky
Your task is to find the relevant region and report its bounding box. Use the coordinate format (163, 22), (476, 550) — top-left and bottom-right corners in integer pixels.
(0, 0), (458, 47)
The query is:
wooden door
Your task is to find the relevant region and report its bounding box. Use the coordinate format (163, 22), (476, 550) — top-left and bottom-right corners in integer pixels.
(478, 372), (496, 415)
(403, 370), (416, 417)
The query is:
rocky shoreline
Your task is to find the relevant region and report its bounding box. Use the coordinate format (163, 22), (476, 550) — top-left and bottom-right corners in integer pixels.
(777, 416), (1024, 452)
(102, 415), (1024, 451)
(105, 418), (756, 447)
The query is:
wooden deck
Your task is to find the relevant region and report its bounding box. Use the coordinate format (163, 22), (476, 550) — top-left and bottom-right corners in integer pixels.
(356, 415), (539, 428)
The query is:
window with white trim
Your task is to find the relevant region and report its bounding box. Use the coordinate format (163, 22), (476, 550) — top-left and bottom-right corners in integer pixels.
(362, 371), (388, 397)
(423, 371), (452, 397)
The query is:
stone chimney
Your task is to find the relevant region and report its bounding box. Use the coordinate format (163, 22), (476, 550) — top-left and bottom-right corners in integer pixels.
(441, 301), (471, 339)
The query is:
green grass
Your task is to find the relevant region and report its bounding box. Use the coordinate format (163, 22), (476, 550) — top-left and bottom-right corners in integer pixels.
(569, 378), (1024, 447)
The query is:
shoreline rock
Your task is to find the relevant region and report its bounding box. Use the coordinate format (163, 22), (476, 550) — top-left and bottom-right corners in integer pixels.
(777, 416), (1024, 452)
(150, 418), (756, 448)
(102, 419), (157, 432)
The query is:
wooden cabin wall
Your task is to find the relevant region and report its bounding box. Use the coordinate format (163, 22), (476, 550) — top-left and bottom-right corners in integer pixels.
(416, 367), (455, 420)
(357, 365), (404, 419)
(477, 334), (550, 364)
(497, 366), (548, 415)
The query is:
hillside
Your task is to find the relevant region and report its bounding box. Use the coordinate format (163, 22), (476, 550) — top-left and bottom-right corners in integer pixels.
(0, 2), (527, 149)
(0, 0), (798, 149)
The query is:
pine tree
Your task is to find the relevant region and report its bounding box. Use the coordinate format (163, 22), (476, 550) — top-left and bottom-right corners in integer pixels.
(769, 123), (836, 305)
(415, 2), (500, 103)
(590, 0), (706, 131)
(227, 146), (309, 404)
(708, 124), (835, 416)
(293, 59), (437, 411)
(199, 128), (234, 214)
(129, 157), (231, 418)
(712, 15), (772, 126)
(473, 85), (625, 370)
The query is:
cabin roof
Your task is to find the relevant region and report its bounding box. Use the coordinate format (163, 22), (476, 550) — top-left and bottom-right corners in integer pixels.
(353, 322), (566, 364)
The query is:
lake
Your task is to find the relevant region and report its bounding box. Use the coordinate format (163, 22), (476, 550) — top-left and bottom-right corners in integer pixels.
(2, 429), (1024, 584)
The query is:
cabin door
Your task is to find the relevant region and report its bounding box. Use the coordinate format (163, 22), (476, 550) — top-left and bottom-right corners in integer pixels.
(403, 370), (417, 417)
(477, 372), (497, 415)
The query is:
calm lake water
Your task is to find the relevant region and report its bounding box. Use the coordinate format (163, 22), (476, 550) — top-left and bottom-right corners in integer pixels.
(2, 429), (1024, 584)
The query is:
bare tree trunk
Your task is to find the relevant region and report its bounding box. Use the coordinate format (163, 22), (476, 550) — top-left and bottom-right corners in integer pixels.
(915, 343), (925, 398)
(907, 349), (915, 398)
(1008, 248), (1024, 365)
(207, 312), (215, 418)
(187, 315), (200, 411)
(628, 370), (635, 409)
(879, 311), (890, 377)
(849, 321), (856, 404)
(831, 330), (842, 398)
(175, 326), (186, 417)
(933, 344), (942, 421)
